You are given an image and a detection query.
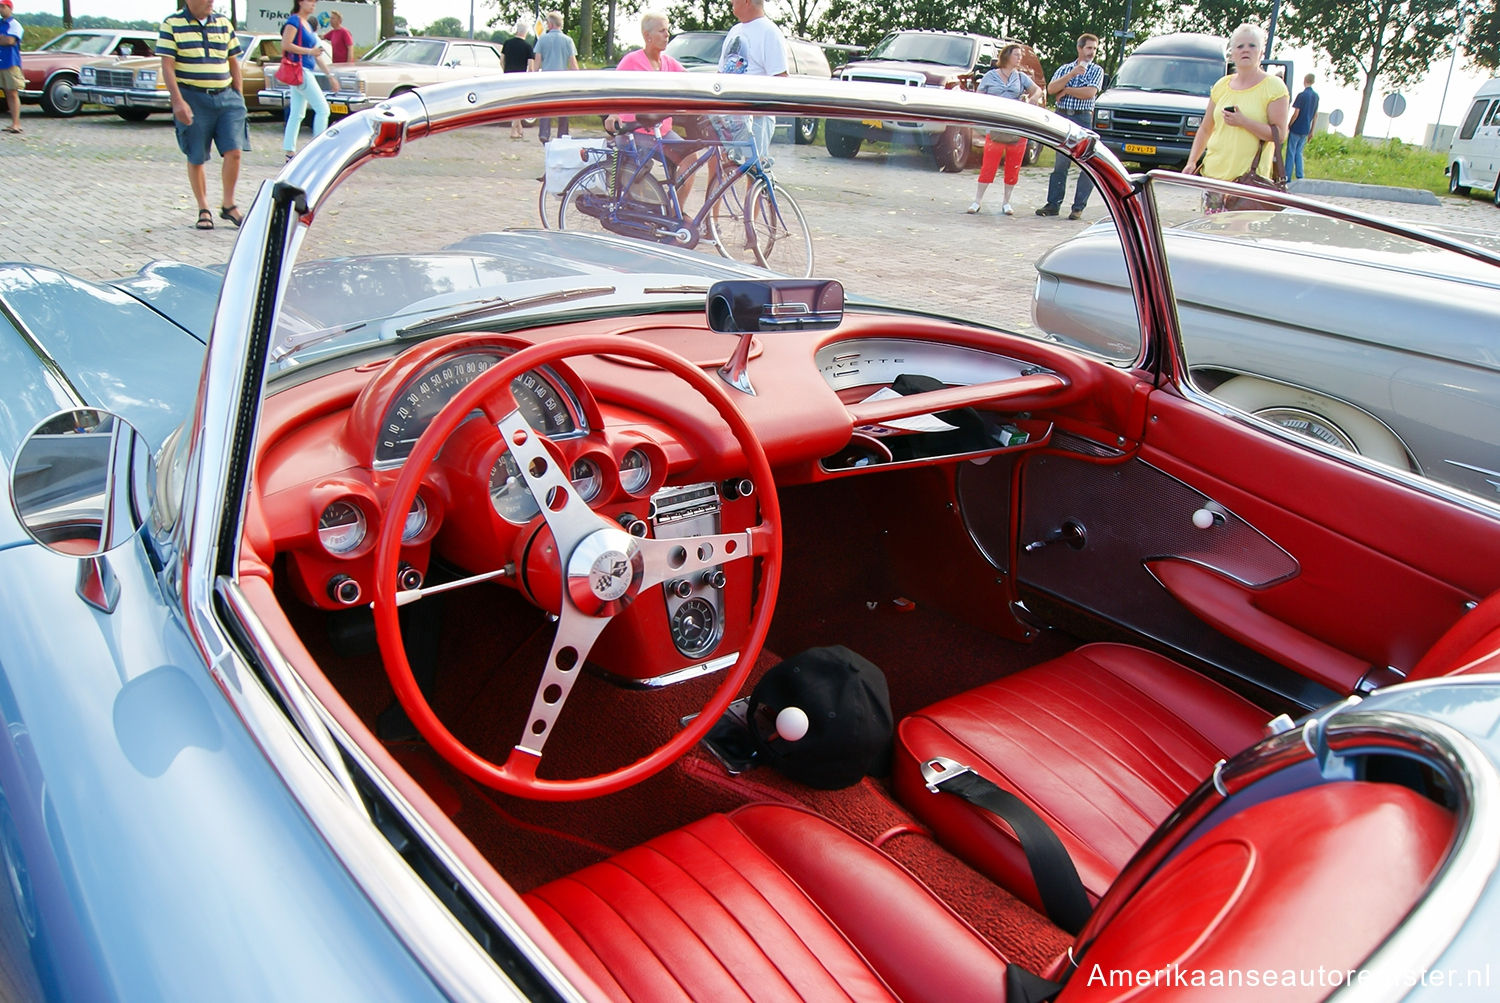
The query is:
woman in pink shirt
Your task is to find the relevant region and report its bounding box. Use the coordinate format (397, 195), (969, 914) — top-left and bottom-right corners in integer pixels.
(605, 12), (696, 200)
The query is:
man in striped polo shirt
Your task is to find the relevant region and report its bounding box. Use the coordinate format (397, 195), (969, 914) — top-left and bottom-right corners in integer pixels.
(159, 0), (249, 230)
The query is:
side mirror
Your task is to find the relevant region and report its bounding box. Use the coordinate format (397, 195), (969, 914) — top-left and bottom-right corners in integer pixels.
(8, 408), (153, 560)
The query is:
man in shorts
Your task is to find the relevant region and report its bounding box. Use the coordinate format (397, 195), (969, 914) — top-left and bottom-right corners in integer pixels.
(159, 0), (249, 230)
(0, 0), (23, 134)
(530, 11), (578, 144)
(716, 0), (787, 162)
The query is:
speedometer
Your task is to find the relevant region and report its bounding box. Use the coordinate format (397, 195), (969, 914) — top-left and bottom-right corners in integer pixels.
(375, 351), (579, 466)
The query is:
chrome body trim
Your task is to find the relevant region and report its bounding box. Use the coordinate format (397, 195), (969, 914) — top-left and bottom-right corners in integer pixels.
(217, 577), (365, 806)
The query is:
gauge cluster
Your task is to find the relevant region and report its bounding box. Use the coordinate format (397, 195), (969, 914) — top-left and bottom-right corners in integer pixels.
(265, 333), (682, 611)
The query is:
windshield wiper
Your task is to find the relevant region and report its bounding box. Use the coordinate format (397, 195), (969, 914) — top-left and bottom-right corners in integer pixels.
(395, 286), (618, 339)
(271, 321), (368, 363)
(643, 284), (711, 295)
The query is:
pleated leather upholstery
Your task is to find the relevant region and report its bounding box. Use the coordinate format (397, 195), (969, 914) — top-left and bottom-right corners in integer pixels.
(893, 643), (1268, 909)
(525, 804), (1010, 1002)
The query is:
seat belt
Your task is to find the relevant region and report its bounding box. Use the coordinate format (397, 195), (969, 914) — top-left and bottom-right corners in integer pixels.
(921, 757), (1092, 935)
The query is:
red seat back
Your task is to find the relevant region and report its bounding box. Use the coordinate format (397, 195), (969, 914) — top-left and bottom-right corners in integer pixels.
(1058, 782), (1453, 1002)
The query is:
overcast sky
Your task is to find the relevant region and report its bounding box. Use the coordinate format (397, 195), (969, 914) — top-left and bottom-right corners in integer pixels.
(56, 2), (1495, 145)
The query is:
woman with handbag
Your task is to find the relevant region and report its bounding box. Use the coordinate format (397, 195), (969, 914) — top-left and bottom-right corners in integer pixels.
(280, 0), (334, 163)
(966, 43), (1043, 217)
(1184, 23), (1289, 209)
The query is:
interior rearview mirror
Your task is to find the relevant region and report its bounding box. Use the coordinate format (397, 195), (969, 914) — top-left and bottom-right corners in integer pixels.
(706, 279), (844, 334)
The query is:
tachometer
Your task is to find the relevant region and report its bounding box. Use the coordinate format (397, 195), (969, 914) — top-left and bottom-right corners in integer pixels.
(375, 351), (579, 466)
(490, 453), (539, 524)
(491, 454), (607, 524)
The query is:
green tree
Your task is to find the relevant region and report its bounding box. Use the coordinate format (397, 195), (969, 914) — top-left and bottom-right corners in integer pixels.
(664, 0), (737, 33)
(1467, 0), (1500, 72)
(811, 0), (1177, 77)
(426, 16), (465, 36)
(1280, 0), (1463, 136)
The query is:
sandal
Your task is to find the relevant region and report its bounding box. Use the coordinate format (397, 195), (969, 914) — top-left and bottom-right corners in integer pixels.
(219, 205), (244, 228)
(196, 208), (215, 230)
(2, 126), (21, 134)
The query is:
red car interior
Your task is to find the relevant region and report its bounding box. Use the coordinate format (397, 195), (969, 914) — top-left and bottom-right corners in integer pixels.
(234, 299), (1495, 1000)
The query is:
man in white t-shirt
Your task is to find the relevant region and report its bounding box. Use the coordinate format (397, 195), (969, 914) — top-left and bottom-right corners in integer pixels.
(717, 0), (787, 161)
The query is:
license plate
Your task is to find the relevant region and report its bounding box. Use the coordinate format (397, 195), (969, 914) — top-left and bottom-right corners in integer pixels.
(99, 95), (120, 106)
(1124, 143), (1156, 155)
(330, 102), (347, 115)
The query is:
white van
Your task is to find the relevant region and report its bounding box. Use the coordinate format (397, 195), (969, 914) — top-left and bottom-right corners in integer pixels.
(1447, 78), (1500, 203)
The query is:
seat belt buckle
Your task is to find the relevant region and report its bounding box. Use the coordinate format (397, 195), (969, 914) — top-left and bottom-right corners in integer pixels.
(920, 756), (974, 793)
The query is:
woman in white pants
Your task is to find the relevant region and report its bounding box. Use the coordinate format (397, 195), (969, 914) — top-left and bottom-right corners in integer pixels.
(281, 0), (333, 162)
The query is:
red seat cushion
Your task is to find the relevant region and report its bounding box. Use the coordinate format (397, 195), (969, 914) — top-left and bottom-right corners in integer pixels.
(893, 643), (1268, 910)
(523, 803), (1009, 1003)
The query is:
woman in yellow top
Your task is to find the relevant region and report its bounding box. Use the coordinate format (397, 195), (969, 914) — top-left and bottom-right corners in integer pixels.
(1185, 24), (1289, 185)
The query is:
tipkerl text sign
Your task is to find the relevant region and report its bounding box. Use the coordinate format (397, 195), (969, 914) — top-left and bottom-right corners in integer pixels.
(246, 1), (379, 49)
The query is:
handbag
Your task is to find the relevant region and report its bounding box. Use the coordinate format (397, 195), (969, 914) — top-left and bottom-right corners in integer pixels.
(1223, 124), (1287, 212)
(275, 53), (304, 86)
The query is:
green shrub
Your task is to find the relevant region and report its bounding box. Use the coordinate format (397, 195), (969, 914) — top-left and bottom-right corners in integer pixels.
(1302, 132), (1450, 195)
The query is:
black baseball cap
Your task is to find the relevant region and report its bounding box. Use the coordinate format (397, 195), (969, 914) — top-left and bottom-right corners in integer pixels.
(747, 645), (893, 789)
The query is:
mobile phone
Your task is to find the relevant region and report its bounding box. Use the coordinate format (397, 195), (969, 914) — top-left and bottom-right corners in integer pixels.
(1223, 105), (1237, 113)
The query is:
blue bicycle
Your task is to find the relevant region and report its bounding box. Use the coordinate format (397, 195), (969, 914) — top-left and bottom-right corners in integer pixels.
(554, 121), (814, 278)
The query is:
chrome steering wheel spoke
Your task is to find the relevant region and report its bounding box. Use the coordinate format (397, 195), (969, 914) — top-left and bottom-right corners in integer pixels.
(515, 605), (611, 758)
(635, 529), (758, 592)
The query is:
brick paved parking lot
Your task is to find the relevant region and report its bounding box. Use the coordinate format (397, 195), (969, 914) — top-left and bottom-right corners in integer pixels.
(3, 106), (1498, 336)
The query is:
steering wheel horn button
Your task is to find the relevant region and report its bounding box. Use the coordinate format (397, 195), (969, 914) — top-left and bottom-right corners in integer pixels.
(567, 527), (644, 615)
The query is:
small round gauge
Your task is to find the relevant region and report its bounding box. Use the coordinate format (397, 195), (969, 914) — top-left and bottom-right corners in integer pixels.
(569, 458), (602, 503)
(375, 351), (579, 466)
(490, 453), (541, 524)
(318, 500), (367, 554)
(402, 494), (428, 542)
(670, 597), (719, 657)
(619, 448), (651, 495)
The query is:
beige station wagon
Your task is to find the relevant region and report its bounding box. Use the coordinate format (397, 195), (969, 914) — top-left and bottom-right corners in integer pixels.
(259, 36), (508, 117)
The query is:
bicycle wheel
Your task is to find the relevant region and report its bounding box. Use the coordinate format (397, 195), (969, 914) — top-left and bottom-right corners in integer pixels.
(557, 163), (672, 239)
(746, 179), (813, 278)
(704, 169), (760, 266)
(536, 180), (551, 229)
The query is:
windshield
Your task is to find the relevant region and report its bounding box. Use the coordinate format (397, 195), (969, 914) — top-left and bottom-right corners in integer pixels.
(664, 33), (725, 66)
(865, 32), (974, 67)
(362, 38), (446, 65)
(258, 76), (1154, 373)
(39, 33), (115, 55)
(1112, 54), (1224, 96)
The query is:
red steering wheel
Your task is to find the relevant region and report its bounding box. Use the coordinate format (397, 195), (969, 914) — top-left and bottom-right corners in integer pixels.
(371, 334), (782, 801)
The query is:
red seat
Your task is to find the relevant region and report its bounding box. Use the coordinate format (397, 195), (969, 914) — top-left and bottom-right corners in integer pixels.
(892, 643), (1268, 910)
(524, 803), (1010, 1003)
(1057, 782), (1453, 1002)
